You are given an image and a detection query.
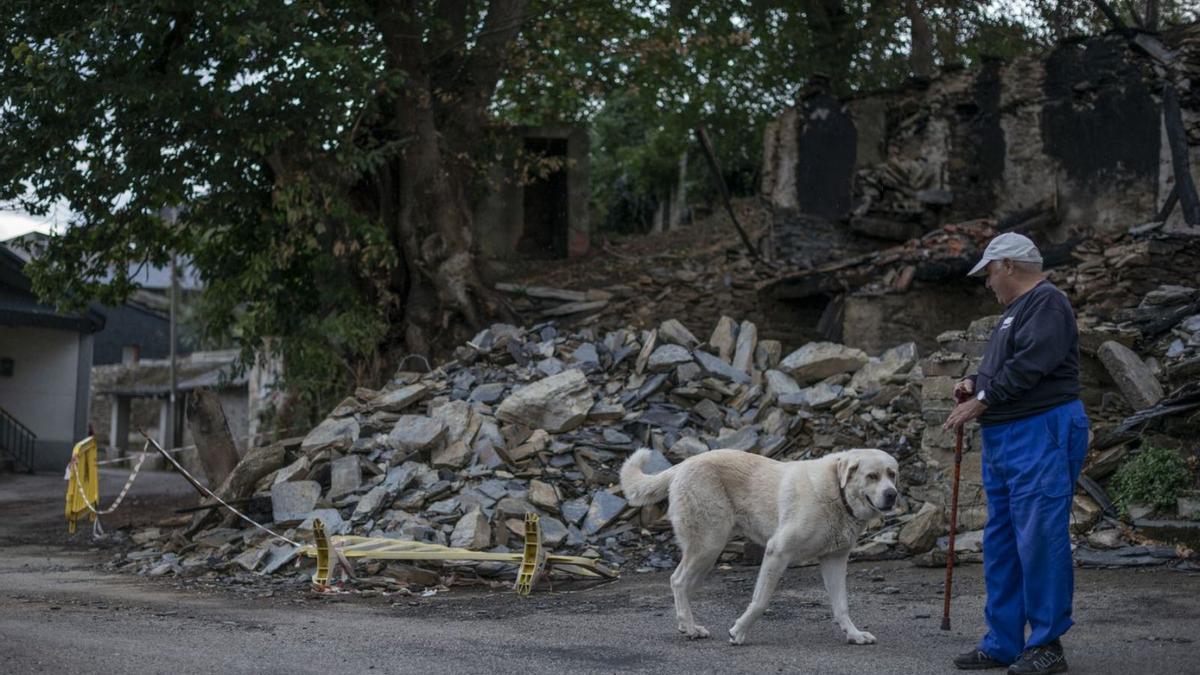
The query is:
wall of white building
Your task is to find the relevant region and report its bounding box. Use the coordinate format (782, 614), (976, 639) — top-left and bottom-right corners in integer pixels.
(0, 326), (90, 470)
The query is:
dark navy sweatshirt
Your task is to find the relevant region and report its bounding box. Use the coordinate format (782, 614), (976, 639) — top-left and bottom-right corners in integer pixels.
(969, 280), (1081, 426)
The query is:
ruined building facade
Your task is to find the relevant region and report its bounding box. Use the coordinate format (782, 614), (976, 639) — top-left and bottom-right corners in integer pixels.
(763, 30), (1200, 244)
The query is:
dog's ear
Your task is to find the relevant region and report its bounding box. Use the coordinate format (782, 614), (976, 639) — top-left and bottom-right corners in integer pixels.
(837, 456), (859, 489)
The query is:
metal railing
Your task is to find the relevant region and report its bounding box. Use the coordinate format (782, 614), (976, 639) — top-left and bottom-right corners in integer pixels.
(0, 406), (36, 473)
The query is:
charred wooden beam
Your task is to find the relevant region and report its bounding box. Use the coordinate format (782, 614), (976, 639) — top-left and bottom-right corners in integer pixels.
(1162, 85), (1200, 226)
(695, 125), (762, 263)
(1155, 184), (1179, 223)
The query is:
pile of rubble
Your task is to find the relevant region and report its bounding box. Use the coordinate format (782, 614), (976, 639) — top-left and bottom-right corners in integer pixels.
(115, 314), (980, 587)
(108, 217), (1200, 587)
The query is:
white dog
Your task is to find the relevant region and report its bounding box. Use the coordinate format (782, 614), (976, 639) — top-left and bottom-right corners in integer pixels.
(620, 447), (899, 646)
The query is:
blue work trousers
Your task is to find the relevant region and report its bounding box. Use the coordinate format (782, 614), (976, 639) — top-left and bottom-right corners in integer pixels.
(977, 399), (1089, 664)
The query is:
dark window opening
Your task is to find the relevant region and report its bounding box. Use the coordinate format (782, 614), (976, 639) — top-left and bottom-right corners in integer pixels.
(520, 138), (570, 259)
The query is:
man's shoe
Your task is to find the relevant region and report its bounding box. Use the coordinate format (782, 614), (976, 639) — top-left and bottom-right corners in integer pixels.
(954, 649), (1007, 670)
(1007, 639), (1068, 674)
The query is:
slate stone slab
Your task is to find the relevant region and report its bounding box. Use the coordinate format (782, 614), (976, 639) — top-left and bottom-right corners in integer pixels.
(583, 490), (627, 535)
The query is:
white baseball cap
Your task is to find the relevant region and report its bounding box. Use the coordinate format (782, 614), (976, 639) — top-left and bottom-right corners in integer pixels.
(967, 232), (1043, 277)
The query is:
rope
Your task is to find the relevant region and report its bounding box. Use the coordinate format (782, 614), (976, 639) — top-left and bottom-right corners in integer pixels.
(95, 421), (317, 466)
(139, 431), (300, 547)
(68, 441), (152, 538)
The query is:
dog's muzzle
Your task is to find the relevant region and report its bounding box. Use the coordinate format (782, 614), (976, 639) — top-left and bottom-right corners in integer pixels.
(876, 487), (898, 511)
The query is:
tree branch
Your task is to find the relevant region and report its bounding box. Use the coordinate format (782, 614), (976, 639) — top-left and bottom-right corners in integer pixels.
(458, 0), (527, 112)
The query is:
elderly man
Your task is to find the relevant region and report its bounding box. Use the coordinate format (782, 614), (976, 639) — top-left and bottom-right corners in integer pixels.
(943, 233), (1089, 675)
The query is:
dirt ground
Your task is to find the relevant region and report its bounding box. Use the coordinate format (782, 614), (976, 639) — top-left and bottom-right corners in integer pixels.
(2, 469), (1199, 674)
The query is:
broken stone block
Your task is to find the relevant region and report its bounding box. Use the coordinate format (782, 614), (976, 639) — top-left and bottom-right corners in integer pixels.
(528, 479), (560, 510)
(898, 502), (943, 553)
(692, 349), (751, 384)
(755, 339), (782, 371)
(469, 382), (507, 404)
(921, 375), (957, 403)
(273, 455), (311, 485)
(496, 369), (593, 433)
(571, 342), (600, 367)
(779, 342), (869, 384)
(384, 462), (420, 492)
(639, 449), (673, 474)
(708, 316), (737, 363)
(582, 490), (627, 535)
(537, 357), (565, 377)
(1098, 341), (1164, 410)
(634, 330), (657, 375)
(329, 455), (363, 498)
(1141, 285), (1196, 307)
(668, 435), (709, 461)
(647, 344), (693, 372)
(1071, 495), (1103, 534)
(301, 416), (360, 454)
(271, 480), (321, 526)
(658, 318), (699, 349)
(731, 320), (758, 373)
(430, 400), (478, 445)
(234, 546), (269, 572)
(388, 415), (448, 453)
(587, 401), (626, 422)
(494, 496), (533, 519)
(965, 315), (1002, 342)
(764, 369), (800, 400)
(431, 440), (472, 469)
(1086, 528), (1125, 549)
(371, 383), (429, 413)
(352, 486), (392, 520)
(849, 342), (918, 391)
(713, 426), (759, 452)
(560, 497), (589, 525)
(539, 516), (568, 547)
(261, 544), (300, 575)
(957, 505), (989, 531)
(1078, 323), (1140, 356)
(473, 440), (505, 469)
(299, 508), (349, 535)
(450, 508), (491, 550)
(779, 382), (844, 411)
(920, 352), (969, 378)
(507, 428), (550, 463)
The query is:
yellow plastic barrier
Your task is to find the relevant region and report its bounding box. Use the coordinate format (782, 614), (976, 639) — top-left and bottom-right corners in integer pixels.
(301, 513), (615, 595)
(64, 437), (99, 534)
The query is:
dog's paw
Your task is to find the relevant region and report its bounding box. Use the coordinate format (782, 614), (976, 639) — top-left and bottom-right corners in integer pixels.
(845, 630), (876, 645)
(682, 625), (710, 640)
(728, 626), (748, 646)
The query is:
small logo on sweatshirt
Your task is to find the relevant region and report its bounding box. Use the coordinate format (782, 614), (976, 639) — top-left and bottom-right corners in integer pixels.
(1000, 317), (1014, 330)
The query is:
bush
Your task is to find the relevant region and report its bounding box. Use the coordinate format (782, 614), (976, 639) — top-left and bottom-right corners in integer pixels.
(1110, 445), (1191, 516)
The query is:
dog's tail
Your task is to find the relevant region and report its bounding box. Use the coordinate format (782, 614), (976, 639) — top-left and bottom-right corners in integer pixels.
(620, 448), (676, 506)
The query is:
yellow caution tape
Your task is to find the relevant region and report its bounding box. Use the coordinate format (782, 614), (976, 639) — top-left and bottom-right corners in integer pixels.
(64, 437), (99, 535)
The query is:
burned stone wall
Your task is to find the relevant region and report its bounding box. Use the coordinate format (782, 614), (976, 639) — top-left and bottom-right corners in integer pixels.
(762, 30), (1200, 246)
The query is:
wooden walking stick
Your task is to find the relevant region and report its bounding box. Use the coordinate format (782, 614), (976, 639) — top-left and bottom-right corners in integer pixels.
(941, 390), (970, 631)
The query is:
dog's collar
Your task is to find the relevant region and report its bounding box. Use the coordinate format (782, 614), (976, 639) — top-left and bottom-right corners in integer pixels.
(838, 484), (864, 521)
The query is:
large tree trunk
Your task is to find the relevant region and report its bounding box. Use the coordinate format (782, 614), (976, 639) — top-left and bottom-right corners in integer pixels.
(906, 0), (934, 78)
(805, 0), (857, 90)
(373, 0), (525, 359)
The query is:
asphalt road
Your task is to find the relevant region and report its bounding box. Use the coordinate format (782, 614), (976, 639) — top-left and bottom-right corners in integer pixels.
(2, 470), (1198, 674)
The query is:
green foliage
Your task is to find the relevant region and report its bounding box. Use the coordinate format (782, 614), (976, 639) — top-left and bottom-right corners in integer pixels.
(1110, 444), (1191, 515)
(496, 1), (1089, 232)
(6, 0), (1195, 423)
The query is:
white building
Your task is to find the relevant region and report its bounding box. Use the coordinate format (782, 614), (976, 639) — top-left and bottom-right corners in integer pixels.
(0, 246), (103, 471)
